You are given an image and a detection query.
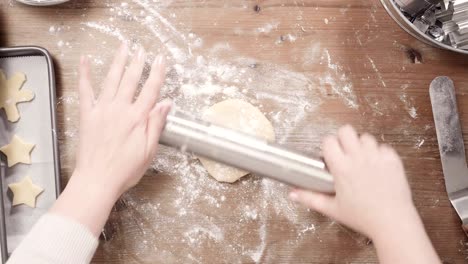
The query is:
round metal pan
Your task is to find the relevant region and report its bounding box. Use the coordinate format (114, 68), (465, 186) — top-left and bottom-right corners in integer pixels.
(380, 0), (468, 55)
(15, 0), (70, 6)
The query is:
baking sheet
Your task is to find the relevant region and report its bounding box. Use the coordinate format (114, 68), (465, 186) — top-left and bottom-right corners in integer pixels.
(0, 54), (58, 254)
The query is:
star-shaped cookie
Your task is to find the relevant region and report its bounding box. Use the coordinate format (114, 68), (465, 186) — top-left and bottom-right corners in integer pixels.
(8, 176), (43, 208)
(0, 70), (35, 122)
(0, 135), (35, 167)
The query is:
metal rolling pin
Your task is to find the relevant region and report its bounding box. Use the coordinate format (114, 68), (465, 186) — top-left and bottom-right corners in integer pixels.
(159, 109), (335, 194)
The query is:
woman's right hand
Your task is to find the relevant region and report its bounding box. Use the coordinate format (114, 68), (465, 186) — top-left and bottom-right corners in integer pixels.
(289, 125), (416, 239)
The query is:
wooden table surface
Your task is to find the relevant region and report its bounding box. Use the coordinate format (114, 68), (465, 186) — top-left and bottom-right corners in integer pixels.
(2, 0), (468, 263)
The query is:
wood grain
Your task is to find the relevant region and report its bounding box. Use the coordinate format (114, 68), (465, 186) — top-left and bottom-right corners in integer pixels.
(2, 0), (468, 263)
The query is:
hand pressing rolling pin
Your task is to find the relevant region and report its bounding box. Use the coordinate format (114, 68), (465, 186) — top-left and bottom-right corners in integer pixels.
(6, 44), (440, 264)
(289, 127), (441, 264)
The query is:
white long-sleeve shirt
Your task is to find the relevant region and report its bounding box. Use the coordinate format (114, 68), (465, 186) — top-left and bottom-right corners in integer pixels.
(7, 214), (98, 264)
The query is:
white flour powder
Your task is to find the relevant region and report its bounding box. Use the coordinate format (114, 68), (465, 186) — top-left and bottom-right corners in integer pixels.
(38, 0), (427, 262)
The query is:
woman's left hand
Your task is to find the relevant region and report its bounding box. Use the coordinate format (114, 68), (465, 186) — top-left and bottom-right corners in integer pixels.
(51, 43), (171, 236)
(74, 44), (171, 197)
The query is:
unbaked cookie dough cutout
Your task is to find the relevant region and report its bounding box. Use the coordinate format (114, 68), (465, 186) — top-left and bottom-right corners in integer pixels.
(199, 99), (275, 183)
(9, 176), (44, 208)
(0, 135), (35, 167)
(0, 70), (35, 122)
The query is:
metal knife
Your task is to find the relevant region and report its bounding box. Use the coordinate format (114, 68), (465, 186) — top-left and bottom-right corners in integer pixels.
(0, 156), (8, 263)
(159, 109), (335, 194)
(430, 76), (468, 235)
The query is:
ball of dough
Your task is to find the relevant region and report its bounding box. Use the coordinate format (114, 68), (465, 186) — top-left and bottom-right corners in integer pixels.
(199, 99), (275, 183)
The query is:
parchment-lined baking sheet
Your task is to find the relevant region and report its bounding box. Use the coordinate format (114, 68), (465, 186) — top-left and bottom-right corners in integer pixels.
(0, 54), (59, 255)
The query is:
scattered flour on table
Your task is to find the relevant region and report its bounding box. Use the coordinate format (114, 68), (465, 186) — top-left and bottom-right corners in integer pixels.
(366, 55), (387, 88)
(81, 22), (131, 47)
(255, 22), (280, 34)
(54, 1), (349, 261)
(243, 206), (258, 220)
(400, 85), (418, 119)
(319, 49), (358, 109)
(249, 223), (267, 263)
(415, 138), (425, 149)
(184, 225), (224, 246)
(44, 0), (425, 262)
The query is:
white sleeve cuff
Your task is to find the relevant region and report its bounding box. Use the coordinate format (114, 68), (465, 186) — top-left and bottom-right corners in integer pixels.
(7, 213), (99, 264)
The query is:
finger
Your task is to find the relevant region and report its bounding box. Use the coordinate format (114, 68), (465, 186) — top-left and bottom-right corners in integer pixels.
(146, 100), (172, 157)
(380, 143), (393, 152)
(380, 144), (403, 168)
(289, 189), (336, 218)
(79, 55), (95, 112)
(380, 144), (398, 156)
(322, 135), (345, 172)
(117, 47), (146, 102)
(135, 55), (165, 110)
(135, 55), (166, 113)
(337, 125), (360, 155)
(100, 43), (129, 101)
(360, 133), (378, 150)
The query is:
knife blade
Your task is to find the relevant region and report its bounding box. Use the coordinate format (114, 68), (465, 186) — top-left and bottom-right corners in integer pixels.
(430, 76), (468, 234)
